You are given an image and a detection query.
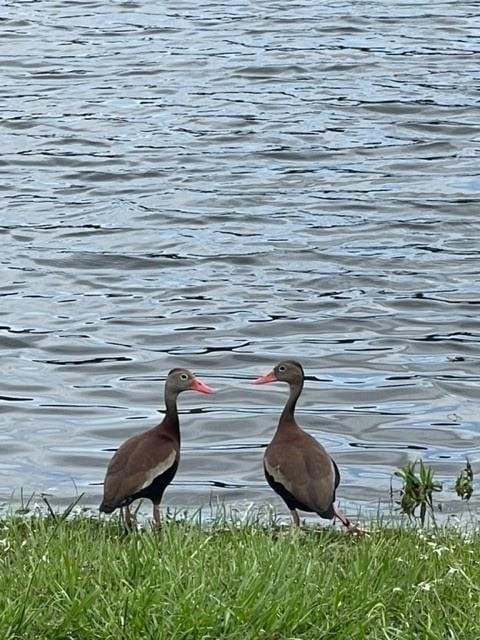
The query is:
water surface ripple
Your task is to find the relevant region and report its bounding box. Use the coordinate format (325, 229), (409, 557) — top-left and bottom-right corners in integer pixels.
(1, 1), (479, 520)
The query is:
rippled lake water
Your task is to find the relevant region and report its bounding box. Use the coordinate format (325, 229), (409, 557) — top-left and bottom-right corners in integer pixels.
(1, 1), (479, 521)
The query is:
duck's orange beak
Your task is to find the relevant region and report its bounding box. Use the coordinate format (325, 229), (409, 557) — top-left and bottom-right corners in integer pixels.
(253, 370), (277, 384)
(190, 377), (214, 394)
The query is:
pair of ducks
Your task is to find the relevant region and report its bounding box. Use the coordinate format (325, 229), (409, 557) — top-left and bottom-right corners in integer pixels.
(100, 361), (353, 531)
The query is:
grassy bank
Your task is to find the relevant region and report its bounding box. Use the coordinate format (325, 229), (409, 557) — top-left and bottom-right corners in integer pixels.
(0, 514), (479, 640)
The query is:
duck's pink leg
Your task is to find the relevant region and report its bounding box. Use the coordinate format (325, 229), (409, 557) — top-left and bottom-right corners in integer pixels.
(152, 503), (161, 529)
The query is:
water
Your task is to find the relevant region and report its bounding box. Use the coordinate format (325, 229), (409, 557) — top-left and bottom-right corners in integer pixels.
(1, 1), (479, 521)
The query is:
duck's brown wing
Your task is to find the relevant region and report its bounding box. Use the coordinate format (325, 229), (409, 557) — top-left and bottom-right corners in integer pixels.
(264, 432), (336, 516)
(100, 430), (178, 512)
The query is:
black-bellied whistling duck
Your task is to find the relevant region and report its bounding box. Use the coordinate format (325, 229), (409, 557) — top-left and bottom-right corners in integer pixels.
(254, 360), (354, 530)
(100, 368), (214, 528)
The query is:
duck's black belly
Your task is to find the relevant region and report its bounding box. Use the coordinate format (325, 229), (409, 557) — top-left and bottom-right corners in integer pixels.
(264, 465), (335, 520)
(130, 460), (179, 505)
(264, 467), (314, 512)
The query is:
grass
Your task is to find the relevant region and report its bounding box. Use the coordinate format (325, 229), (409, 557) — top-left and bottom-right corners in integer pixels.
(0, 512), (479, 640)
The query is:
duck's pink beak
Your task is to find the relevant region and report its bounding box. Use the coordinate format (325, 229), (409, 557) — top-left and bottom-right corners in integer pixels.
(253, 370), (277, 385)
(190, 377), (214, 394)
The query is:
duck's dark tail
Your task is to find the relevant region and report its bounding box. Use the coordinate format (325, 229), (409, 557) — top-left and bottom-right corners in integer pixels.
(99, 500), (116, 514)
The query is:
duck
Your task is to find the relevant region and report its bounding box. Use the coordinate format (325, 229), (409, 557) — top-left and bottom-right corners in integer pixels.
(254, 360), (353, 530)
(100, 367), (214, 528)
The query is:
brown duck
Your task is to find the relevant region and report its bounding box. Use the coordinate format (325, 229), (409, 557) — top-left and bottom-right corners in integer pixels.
(254, 360), (352, 529)
(100, 367), (214, 528)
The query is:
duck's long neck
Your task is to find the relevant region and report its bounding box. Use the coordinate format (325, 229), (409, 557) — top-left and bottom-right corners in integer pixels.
(279, 379), (303, 428)
(162, 390), (180, 442)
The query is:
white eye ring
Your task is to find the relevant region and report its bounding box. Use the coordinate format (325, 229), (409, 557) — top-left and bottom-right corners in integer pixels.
(180, 373), (188, 381)
(278, 365), (286, 372)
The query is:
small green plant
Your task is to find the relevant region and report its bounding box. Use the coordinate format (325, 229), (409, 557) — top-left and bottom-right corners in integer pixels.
(394, 460), (442, 526)
(455, 460), (474, 501)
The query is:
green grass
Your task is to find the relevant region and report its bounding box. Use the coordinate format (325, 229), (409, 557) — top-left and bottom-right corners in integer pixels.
(0, 513), (479, 639)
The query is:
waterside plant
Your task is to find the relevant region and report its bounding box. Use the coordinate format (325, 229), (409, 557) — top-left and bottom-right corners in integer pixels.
(455, 460), (474, 502)
(394, 460), (443, 526)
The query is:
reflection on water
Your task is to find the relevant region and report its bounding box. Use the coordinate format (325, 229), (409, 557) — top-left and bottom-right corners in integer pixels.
(1, 1), (479, 520)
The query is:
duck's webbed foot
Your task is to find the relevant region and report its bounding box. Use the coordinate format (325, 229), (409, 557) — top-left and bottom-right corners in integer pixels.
(333, 504), (368, 536)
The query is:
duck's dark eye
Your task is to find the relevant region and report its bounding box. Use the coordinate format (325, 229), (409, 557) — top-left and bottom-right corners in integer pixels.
(180, 373), (188, 381)
(278, 365), (286, 372)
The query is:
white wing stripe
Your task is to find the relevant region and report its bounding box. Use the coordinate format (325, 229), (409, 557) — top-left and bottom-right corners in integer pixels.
(139, 450), (176, 491)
